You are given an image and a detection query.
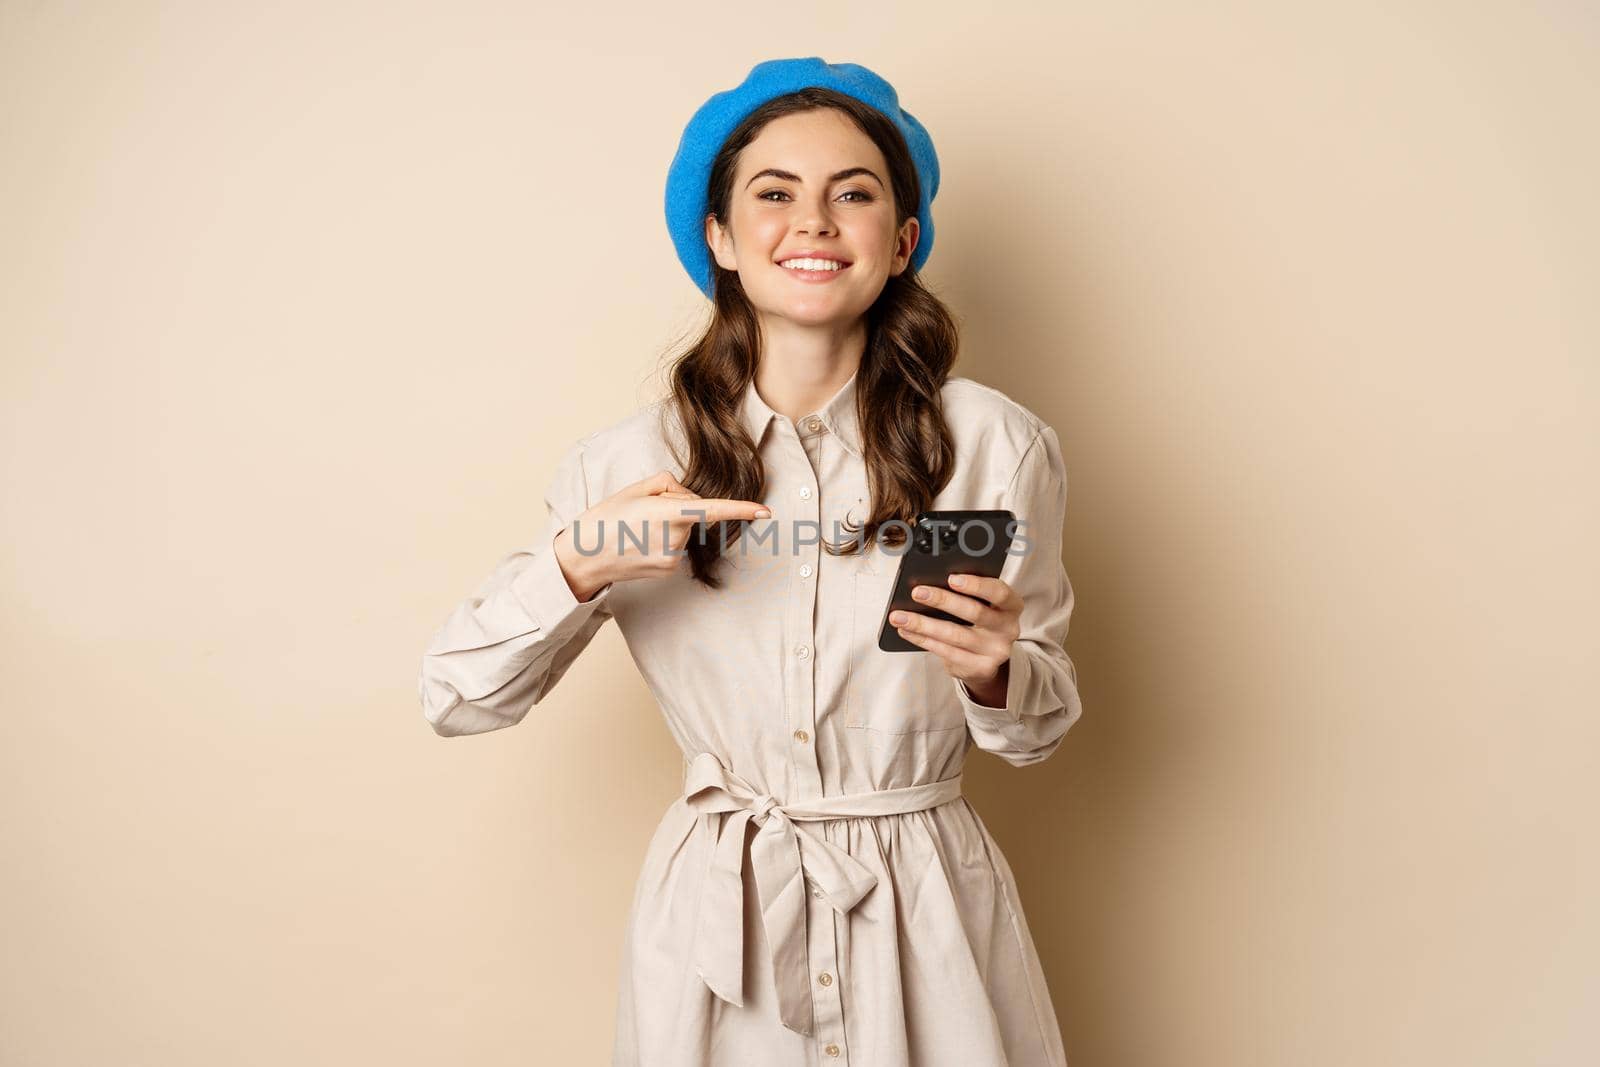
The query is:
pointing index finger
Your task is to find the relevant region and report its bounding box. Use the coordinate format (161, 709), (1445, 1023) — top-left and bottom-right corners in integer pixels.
(670, 498), (771, 523)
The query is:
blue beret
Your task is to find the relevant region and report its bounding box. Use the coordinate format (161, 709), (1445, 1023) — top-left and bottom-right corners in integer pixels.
(664, 56), (941, 299)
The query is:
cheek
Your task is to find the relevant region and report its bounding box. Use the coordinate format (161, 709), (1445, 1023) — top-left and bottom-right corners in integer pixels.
(729, 208), (787, 250)
(842, 217), (897, 263)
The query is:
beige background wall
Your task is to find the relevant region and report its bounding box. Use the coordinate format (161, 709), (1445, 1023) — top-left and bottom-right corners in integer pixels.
(3, 2), (1595, 1064)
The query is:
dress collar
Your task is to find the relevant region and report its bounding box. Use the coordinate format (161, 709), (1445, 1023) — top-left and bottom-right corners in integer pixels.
(740, 368), (863, 458)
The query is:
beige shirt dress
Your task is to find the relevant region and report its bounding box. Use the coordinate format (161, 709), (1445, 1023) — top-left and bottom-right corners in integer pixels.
(419, 369), (1084, 1066)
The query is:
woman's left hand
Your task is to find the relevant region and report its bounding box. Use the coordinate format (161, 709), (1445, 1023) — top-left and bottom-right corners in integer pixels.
(891, 573), (1021, 707)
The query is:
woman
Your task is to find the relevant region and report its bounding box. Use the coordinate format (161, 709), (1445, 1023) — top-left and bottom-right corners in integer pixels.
(419, 57), (1085, 1067)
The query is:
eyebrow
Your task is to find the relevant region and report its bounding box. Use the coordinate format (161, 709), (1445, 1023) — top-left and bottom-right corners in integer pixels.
(744, 166), (885, 190)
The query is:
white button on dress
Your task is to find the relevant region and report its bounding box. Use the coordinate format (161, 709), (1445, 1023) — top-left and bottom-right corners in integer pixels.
(419, 370), (1083, 1066)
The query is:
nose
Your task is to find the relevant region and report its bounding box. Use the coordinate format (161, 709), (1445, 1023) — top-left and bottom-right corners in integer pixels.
(795, 193), (837, 237)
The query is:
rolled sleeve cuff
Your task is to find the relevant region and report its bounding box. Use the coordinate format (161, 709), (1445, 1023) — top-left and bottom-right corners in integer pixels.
(508, 531), (613, 636)
(953, 648), (1032, 727)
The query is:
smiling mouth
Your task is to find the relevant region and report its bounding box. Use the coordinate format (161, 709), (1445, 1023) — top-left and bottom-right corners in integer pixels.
(777, 259), (852, 278)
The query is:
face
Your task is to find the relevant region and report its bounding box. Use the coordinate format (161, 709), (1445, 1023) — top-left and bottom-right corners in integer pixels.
(705, 108), (920, 329)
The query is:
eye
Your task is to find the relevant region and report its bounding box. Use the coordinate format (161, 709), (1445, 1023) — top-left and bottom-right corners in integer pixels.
(756, 189), (876, 203)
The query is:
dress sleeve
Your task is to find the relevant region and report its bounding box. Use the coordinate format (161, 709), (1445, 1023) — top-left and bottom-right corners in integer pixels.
(418, 439), (616, 737)
(954, 423), (1085, 766)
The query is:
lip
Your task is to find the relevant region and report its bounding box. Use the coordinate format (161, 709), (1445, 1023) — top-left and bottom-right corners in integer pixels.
(776, 249), (853, 265)
(779, 262), (851, 284)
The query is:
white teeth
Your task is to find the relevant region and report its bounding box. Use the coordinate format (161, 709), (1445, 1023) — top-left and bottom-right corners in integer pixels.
(779, 258), (846, 271)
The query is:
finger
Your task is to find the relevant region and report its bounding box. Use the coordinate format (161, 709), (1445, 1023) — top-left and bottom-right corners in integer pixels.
(664, 497), (771, 523)
(651, 483), (700, 499)
(944, 573), (1017, 611)
(889, 608), (988, 654)
(906, 582), (990, 625)
(893, 625), (993, 677)
(626, 469), (695, 497)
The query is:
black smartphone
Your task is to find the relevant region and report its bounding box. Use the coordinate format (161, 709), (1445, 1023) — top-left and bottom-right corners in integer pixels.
(876, 509), (1017, 653)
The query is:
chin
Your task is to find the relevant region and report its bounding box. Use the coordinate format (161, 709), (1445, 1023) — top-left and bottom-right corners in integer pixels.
(776, 301), (863, 328)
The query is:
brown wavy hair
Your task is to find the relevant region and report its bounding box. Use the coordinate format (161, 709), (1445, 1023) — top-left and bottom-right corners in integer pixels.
(663, 87), (961, 589)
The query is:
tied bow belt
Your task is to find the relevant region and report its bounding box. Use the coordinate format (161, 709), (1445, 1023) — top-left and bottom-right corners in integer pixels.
(681, 750), (965, 1038)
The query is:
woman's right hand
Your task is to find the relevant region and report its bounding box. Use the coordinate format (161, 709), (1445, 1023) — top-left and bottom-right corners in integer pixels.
(553, 470), (770, 600)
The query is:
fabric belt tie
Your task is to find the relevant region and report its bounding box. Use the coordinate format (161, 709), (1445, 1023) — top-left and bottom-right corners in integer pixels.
(681, 750), (965, 1037)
